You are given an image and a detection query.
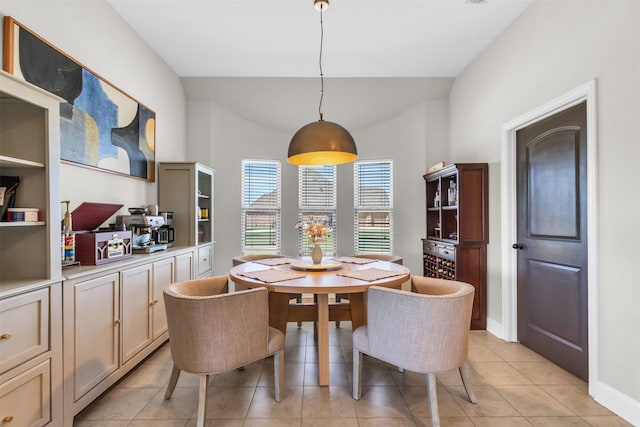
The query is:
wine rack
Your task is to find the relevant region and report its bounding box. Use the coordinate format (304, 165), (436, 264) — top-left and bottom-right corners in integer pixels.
(422, 241), (456, 280)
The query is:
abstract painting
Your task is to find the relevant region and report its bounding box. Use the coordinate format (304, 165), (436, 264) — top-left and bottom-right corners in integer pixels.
(2, 17), (156, 181)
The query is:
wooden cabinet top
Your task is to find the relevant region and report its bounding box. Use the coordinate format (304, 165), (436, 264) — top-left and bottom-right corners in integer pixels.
(423, 163), (488, 181)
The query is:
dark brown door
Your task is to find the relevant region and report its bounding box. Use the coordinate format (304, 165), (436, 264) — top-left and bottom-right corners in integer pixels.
(515, 101), (588, 380)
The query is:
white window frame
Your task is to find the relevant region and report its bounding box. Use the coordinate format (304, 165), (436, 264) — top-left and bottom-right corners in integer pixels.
(354, 160), (394, 254)
(298, 165), (337, 256)
(241, 159), (281, 255)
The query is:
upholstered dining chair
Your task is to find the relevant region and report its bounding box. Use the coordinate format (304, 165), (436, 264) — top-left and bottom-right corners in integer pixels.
(335, 253), (403, 327)
(352, 278), (477, 427)
(163, 275), (284, 427)
(233, 254), (303, 327)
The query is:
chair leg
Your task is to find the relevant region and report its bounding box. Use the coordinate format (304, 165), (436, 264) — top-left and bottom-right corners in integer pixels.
(196, 374), (209, 427)
(459, 361), (477, 403)
(335, 294), (341, 328)
(352, 349), (363, 399)
(274, 349), (284, 401)
(427, 372), (440, 427)
(164, 364), (181, 400)
(297, 295), (302, 328)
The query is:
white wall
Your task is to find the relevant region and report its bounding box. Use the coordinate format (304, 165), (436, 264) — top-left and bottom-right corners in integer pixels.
(186, 82), (451, 280)
(0, 1), (187, 221)
(449, 0), (640, 422)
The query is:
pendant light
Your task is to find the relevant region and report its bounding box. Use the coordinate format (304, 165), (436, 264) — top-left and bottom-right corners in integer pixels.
(287, 0), (357, 166)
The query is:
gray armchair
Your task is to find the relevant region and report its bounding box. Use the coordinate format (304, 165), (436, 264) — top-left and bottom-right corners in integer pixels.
(163, 275), (284, 427)
(352, 277), (477, 427)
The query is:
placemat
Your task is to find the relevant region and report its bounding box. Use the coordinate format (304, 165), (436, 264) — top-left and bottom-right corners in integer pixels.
(337, 268), (406, 282)
(253, 257), (297, 266)
(238, 269), (306, 283)
(333, 256), (376, 265)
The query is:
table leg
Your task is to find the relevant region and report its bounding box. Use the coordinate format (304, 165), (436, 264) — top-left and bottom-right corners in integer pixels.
(349, 292), (367, 331)
(268, 292), (290, 334)
(316, 293), (329, 386)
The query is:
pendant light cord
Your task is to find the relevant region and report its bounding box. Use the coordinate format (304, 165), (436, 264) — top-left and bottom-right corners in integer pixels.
(318, 9), (324, 121)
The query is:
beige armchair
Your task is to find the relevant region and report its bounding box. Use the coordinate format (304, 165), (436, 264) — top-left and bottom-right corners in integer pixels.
(163, 275), (284, 427)
(335, 254), (403, 327)
(233, 254), (303, 327)
(352, 277), (477, 427)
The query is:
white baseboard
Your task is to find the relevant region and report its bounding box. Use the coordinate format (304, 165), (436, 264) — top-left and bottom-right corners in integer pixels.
(485, 317), (506, 341)
(592, 380), (640, 426)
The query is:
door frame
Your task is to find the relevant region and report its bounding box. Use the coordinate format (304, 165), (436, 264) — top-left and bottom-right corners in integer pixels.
(500, 80), (598, 389)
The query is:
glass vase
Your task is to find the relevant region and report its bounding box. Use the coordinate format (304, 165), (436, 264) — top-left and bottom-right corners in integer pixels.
(311, 243), (323, 264)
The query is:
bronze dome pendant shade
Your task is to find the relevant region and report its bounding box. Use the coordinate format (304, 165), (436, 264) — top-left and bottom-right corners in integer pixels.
(288, 118), (357, 166)
(287, 0), (357, 166)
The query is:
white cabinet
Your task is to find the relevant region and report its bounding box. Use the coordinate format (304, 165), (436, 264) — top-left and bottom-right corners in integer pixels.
(0, 359), (51, 427)
(0, 284), (62, 426)
(175, 250), (194, 282)
(197, 244), (213, 278)
(0, 71), (63, 426)
(62, 249), (191, 423)
(159, 162), (214, 277)
(0, 71), (61, 285)
(151, 258), (173, 339)
(66, 273), (119, 402)
(121, 258), (174, 365)
(120, 264), (153, 364)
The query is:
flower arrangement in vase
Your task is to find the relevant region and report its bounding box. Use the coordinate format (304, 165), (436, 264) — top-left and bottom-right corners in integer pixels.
(295, 215), (330, 264)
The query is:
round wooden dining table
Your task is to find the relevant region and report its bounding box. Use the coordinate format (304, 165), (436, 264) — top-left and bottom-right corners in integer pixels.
(228, 256), (410, 386)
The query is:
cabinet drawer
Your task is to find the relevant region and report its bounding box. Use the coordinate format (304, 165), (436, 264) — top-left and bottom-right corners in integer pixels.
(0, 288), (49, 374)
(0, 359), (51, 427)
(197, 245), (212, 277)
(437, 246), (456, 261)
(423, 240), (437, 255)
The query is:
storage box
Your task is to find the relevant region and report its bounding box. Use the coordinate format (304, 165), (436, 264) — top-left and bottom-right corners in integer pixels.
(70, 202), (133, 265)
(75, 230), (133, 265)
(7, 207), (39, 222)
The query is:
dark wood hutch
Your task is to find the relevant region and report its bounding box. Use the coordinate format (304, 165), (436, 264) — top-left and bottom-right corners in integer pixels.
(421, 163), (488, 329)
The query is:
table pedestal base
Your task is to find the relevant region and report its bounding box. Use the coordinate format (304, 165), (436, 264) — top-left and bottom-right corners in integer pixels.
(268, 292), (367, 386)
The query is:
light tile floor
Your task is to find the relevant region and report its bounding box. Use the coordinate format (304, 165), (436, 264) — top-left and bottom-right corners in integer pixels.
(74, 322), (632, 426)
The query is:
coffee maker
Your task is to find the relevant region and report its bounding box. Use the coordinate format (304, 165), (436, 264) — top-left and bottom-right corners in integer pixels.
(116, 212), (168, 253)
(157, 211), (175, 247)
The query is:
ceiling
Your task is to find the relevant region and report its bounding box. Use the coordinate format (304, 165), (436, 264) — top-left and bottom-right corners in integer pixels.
(108, 0), (533, 78)
(107, 0), (533, 131)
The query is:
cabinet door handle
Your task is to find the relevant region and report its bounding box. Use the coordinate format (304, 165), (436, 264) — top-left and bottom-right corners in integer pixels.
(114, 319), (121, 325)
(512, 243), (525, 250)
(2, 415), (14, 422)
(0, 333), (12, 340)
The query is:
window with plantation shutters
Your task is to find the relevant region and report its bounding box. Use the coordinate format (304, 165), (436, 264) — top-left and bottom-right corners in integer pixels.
(354, 160), (393, 254)
(298, 165), (337, 256)
(241, 160), (281, 254)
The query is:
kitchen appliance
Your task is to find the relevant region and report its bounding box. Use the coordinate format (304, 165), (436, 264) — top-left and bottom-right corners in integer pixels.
(153, 225), (175, 246)
(116, 214), (168, 253)
(157, 211), (176, 247)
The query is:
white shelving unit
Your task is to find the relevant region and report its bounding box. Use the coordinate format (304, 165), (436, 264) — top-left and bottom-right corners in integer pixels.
(0, 70), (63, 426)
(158, 162), (214, 277)
(0, 70), (62, 286)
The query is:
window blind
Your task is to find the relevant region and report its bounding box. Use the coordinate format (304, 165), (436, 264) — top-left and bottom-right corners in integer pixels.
(241, 160), (281, 253)
(298, 165), (337, 256)
(354, 160), (393, 254)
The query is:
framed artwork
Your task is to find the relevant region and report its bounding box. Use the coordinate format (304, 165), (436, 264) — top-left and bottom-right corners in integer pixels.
(2, 17), (156, 181)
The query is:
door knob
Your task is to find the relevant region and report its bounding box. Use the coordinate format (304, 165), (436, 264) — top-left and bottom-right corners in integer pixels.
(512, 243), (525, 250)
